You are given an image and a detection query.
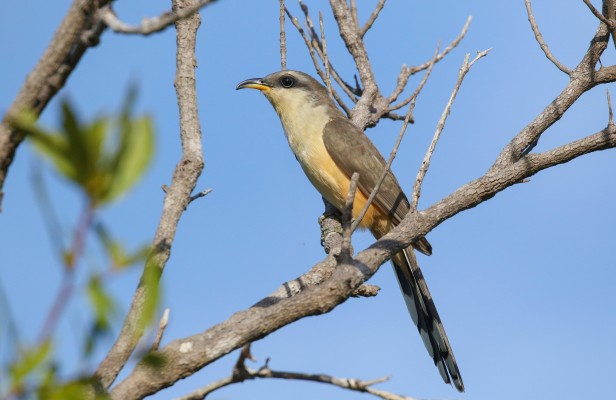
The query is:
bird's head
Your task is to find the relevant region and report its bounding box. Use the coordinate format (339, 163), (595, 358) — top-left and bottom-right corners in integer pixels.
(236, 70), (336, 119)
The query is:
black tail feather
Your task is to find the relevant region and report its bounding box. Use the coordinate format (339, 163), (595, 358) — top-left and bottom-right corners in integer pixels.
(392, 248), (464, 392)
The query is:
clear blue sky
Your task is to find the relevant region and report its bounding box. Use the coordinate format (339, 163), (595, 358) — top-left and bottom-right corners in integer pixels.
(1, 1), (615, 399)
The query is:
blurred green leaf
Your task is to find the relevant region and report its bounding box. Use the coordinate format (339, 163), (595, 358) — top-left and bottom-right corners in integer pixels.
(94, 223), (150, 270)
(86, 276), (116, 333)
(12, 110), (77, 181)
(142, 351), (167, 370)
(38, 378), (110, 400)
(9, 339), (52, 391)
(16, 90), (154, 206)
(101, 116), (154, 204)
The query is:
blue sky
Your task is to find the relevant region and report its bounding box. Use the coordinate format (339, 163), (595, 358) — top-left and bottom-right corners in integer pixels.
(1, 1), (615, 399)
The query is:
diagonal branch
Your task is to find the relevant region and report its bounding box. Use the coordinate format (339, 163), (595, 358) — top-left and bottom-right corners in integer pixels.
(582, 0), (613, 27)
(360, 0), (386, 38)
(109, 116), (616, 399)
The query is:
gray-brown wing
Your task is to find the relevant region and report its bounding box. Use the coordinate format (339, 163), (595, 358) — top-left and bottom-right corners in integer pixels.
(322, 117), (410, 224)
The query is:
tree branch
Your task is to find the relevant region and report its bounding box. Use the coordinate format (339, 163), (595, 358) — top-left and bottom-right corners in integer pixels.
(94, 0), (205, 389)
(524, 0), (571, 74)
(98, 0), (218, 35)
(360, 0), (386, 38)
(177, 350), (414, 400)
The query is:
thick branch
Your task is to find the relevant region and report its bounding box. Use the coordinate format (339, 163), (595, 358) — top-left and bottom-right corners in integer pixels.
(94, 0), (205, 389)
(0, 0), (111, 211)
(109, 109), (616, 400)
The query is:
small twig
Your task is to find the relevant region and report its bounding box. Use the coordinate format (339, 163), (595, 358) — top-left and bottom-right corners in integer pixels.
(350, 284), (380, 297)
(387, 45), (440, 113)
(98, 1), (217, 35)
(341, 173), (360, 261)
(582, 0), (613, 26)
(38, 202), (95, 341)
(411, 50), (490, 210)
(319, 12), (333, 99)
(388, 16), (471, 104)
(174, 354), (415, 400)
(360, 0), (386, 38)
(150, 308), (170, 351)
(524, 0), (570, 74)
(280, 0), (287, 70)
(608, 88), (614, 126)
(350, 0), (360, 30)
(189, 188), (212, 204)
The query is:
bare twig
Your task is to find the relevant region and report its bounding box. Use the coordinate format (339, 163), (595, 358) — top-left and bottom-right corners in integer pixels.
(95, 0), (205, 389)
(608, 88), (614, 126)
(350, 48), (440, 231)
(360, 0), (386, 38)
(280, 0), (287, 70)
(387, 45), (439, 113)
(351, 103), (413, 232)
(524, 0), (570, 74)
(583, 0), (613, 26)
(175, 353), (415, 400)
(98, 0), (217, 35)
(411, 50), (490, 210)
(388, 16), (471, 104)
(341, 173), (359, 261)
(39, 203), (95, 341)
(189, 188), (213, 204)
(150, 308), (170, 351)
(319, 12), (333, 99)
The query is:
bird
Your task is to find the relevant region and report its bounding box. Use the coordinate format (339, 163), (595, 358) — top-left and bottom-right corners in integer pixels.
(236, 70), (463, 392)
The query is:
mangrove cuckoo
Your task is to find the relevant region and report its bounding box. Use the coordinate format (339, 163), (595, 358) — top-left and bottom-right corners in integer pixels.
(236, 70), (463, 392)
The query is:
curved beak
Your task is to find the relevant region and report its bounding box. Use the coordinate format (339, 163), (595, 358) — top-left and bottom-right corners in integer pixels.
(236, 78), (271, 91)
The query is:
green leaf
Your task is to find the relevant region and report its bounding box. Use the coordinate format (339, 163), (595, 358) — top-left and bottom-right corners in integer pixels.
(38, 379), (110, 400)
(101, 116), (154, 203)
(13, 110), (77, 181)
(61, 101), (90, 185)
(94, 223), (150, 270)
(9, 339), (53, 390)
(86, 276), (116, 332)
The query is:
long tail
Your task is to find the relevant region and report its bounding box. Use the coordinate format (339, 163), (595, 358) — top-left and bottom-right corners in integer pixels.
(391, 248), (464, 392)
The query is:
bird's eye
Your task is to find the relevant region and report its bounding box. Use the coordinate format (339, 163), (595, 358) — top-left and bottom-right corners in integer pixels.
(280, 75), (295, 88)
